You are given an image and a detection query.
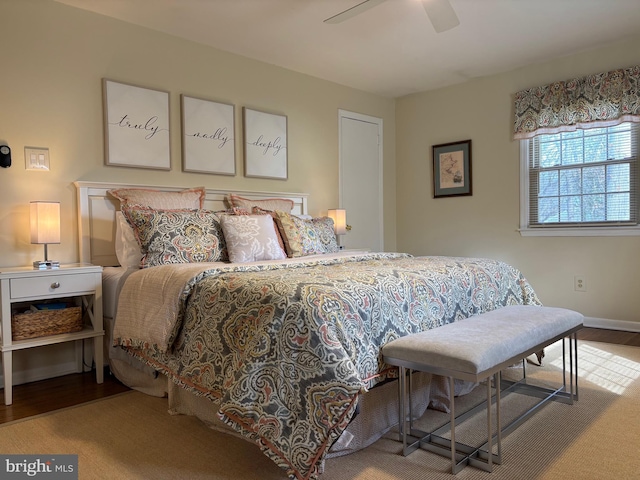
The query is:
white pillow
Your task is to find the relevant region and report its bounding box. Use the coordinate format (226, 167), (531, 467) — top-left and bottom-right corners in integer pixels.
(115, 211), (142, 268)
(219, 214), (287, 263)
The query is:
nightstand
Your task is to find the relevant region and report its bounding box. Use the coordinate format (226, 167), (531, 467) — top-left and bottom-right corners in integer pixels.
(0, 263), (104, 405)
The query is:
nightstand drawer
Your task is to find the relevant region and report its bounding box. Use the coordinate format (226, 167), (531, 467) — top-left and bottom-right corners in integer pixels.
(10, 273), (97, 299)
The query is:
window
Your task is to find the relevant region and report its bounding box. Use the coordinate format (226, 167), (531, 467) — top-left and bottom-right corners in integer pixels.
(520, 122), (640, 236)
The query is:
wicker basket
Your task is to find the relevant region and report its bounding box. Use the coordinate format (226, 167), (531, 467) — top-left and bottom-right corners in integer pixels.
(11, 306), (83, 341)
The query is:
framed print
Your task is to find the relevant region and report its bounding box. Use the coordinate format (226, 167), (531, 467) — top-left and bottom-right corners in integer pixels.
(103, 79), (170, 170)
(181, 95), (236, 175)
(243, 107), (287, 180)
(432, 139), (472, 198)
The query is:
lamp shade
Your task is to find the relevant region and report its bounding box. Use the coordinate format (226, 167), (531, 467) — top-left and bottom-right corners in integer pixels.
(30, 201), (61, 245)
(327, 208), (347, 235)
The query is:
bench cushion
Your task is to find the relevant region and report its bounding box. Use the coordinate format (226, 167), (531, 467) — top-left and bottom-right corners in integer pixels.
(382, 305), (583, 379)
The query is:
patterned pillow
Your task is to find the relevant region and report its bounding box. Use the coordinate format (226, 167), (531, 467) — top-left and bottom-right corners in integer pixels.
(122, 207), (225, 268)
(228, 194), (294, 213)
(109, 186), (206, 209)
(219, 214), (287, 263)
(308, 217), (340, 253)
(274, 211), (339, 257)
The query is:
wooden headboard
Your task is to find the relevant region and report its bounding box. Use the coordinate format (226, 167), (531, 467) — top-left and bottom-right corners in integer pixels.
(74, 181), (309, 267)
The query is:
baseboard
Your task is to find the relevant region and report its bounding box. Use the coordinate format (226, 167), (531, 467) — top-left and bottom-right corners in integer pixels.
(0, 341), (90, 388)
(0, 361), (81, 387)
(583, 316), (640, 333)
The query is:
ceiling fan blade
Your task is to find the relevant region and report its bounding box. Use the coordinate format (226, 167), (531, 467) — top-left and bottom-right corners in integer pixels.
(324, 0), (387, 24)
(422, 0), (460, 33)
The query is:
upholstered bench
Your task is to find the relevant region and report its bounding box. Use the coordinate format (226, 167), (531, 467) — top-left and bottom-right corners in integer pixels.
(382, 305), (583, 474)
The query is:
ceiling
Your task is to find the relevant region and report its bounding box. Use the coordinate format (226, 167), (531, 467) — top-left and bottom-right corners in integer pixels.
(54, 0), (640, 98)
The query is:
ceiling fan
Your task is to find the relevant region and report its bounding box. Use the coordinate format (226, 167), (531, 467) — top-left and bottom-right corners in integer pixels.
(324, 0), (460, 33)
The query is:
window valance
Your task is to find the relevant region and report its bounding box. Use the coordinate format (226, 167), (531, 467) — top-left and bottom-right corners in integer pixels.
(513, 65), (640, 140)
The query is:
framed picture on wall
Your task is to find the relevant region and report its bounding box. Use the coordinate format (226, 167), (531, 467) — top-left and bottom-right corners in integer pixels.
(102, 79), (171, 170)
(432, 139), (472, 198)
(181, 95), (236, 175)
(243, 107), (288, 180)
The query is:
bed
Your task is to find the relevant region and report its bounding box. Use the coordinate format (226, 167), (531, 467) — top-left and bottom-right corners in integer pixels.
(75, 181), (542, 480)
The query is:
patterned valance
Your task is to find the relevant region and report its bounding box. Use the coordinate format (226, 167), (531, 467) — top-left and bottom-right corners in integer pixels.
(513, 65), (640, 140)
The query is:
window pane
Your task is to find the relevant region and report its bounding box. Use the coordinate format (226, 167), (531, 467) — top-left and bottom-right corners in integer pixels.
(562, 137), (583, 165)
(562, 130), (582, 139)
(583, 166), (605, 194)
(539, 170), (558, 196)
(538, 197), (559, 223)
(560, 168), (581, 195)
(583, 194), (605, 221)
(539, 141), (560, 167)
(584, 133), (607, 163)
(609, 132), (632, 160)
(607, 193), (630, 221)
(607, 163), (630, 192)
(560, 195), (582, 222)
(584, 127), (607, 136)
(609, 123), (630, 133)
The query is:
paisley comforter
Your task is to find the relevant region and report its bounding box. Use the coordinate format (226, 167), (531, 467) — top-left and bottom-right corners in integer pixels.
(113, 253), (541, 479)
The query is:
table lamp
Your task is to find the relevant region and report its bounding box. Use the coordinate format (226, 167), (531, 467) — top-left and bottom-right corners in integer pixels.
(328, 208), (351, 246)
(30, 201), (61, 269)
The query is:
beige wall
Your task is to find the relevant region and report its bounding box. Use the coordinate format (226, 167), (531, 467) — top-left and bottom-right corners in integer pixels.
(396, 36), (640, 327)
(1, 0), (639, 343)
(0, 0), (397, 269)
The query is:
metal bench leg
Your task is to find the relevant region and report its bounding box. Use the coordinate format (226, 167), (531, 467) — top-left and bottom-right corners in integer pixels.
(408, 369), (414, 432)
(449, 376), (456, 474)
(399, 366), (406, 445)
(486, 374), (492, 471)
(573, 332), (579, 401)
(495, 370), (502, 462)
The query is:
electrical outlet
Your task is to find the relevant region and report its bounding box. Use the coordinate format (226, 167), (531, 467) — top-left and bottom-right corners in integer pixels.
(574, 276), (587, 292)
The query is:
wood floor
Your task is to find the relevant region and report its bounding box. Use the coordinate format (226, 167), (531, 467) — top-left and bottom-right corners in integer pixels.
(0, 327), (638, 425)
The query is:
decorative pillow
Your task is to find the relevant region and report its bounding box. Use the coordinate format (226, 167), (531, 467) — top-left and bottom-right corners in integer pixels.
(219, 214), (287, 263)
(251, 207), (287, 253)
(308, 217), (340, 253)
(228, 194), (294, 213)
(274, 211), (339, 257)
(122, 207), (225, 268)
(273, 211), (304, 257)
(115, 211), (142, 268)
(109, 186), (206, 210)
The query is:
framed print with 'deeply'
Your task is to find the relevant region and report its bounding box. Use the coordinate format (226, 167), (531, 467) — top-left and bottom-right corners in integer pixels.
(243, 107), (287, 180)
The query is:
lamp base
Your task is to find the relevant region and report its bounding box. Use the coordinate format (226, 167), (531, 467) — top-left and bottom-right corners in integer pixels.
(33, 260), (60, 270)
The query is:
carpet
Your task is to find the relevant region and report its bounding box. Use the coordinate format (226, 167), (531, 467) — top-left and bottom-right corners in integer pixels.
(0, 340), (638, 480)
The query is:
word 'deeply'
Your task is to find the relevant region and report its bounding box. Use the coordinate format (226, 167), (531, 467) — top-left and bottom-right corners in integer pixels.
(249, 135), (286, 156)
(1, 455), (78, 479)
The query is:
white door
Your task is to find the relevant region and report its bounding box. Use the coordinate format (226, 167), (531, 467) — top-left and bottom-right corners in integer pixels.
(338, 110), (383, 251)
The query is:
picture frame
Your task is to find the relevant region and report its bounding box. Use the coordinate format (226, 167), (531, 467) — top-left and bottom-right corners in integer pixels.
(102, 79), (171, 170)
(243, 107), (288, 180)
(432, 139), (472, 198)
(181, 95), (236, 175)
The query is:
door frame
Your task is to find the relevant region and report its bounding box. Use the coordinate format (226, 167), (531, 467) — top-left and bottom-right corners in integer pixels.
(338, 109), (384, 251)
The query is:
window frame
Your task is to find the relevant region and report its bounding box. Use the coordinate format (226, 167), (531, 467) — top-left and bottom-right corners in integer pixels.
(519, 130), (640, 237)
